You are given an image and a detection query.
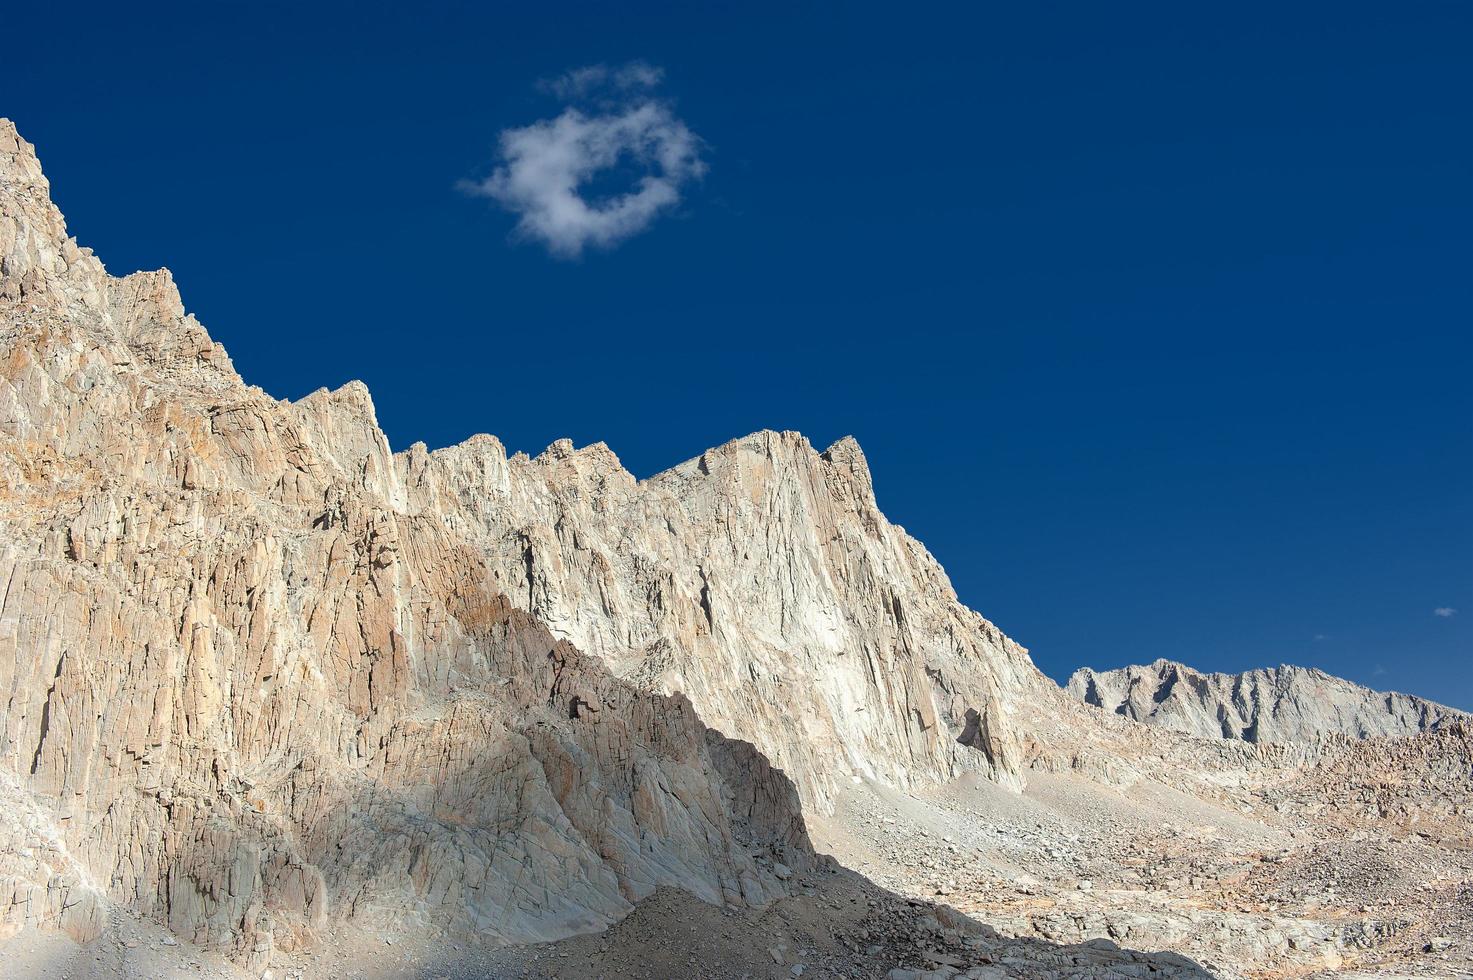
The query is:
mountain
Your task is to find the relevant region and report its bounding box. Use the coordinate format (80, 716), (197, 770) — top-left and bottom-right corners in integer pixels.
(0, 113), (1095, 967)
(0, 119), (814, 968)
(1, 118), (1468, 980)
(396, 427), (1055, 813)
(1066, 658), (1467, 743)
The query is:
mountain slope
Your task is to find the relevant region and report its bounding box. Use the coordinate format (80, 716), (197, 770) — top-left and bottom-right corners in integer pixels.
(5, 117), (1468, 979)
(395, 427), (1056, 812)
(0, 118), (808, 967)
(1, 112), (1102, 967)
(0, 112), (1167, 965)
(1066, 658), (1467, 743)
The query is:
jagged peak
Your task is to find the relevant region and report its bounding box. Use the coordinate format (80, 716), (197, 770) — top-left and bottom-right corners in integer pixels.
(821, 434), (864, 469)
(423, 431), (507, 460)
(654, 428), (855, 475)
(1, 118), (93, 308)
(0, 118), (44, 184)
(112, 267), (187, 321)
(2, 120), (165, 317)
(1067, 656), (1468, 744)
(461, 432), (506, 451)
(1142, 659), (1339, 686)
(821, 434), (874, 495)
(642, 428), (884, 520)
(293, 379), (381, 426)
(822, 433), (865, 459)
(703, 428), (810, 457)
(509, 438), (636, 489)
(542, 437), (577, 459)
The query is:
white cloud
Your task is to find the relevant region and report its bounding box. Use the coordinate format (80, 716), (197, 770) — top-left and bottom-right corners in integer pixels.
(539, 61), (665, 101)
(1434, 607), (1457, 618)
(465, 63), (704, 257)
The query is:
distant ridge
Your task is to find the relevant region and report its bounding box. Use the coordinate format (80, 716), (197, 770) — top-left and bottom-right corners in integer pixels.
(1066, 658), (1467, 743)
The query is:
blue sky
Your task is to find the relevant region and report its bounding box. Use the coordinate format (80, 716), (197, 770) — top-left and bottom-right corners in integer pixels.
(7, 2), (1470, 707)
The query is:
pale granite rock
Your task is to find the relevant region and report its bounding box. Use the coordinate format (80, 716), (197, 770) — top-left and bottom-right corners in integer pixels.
(394, 427), (1049, 812)
(0, 118), (807, 966)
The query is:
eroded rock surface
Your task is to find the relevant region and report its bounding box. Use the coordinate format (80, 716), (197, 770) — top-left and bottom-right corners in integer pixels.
(0, 119), (807, 969)
(395, 426), (1054, 813)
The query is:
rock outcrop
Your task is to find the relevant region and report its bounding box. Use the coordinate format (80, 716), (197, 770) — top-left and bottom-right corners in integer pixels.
(0, 119), (809, 968)
(1066, 658), (1467, 743)
(395, 427), (1052, 813)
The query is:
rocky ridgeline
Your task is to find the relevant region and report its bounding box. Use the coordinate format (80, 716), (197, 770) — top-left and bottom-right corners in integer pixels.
(1, 118), (1469, 979)
(395, 426), (1053, 813)
(0, 119), (810, 969)
(1067, 658), (1467, 744)
(0, 115), (1102, 968)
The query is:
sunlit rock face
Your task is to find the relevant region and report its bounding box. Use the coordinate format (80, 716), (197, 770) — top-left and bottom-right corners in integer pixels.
(394, 423), (1057, 813)
(0, 119), (809, 969)
(0, 115), (1065, 967)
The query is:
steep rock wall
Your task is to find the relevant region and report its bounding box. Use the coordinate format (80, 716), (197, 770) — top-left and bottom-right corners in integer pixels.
(0, 119), (807, 967)
(394, 423), (1055, 812)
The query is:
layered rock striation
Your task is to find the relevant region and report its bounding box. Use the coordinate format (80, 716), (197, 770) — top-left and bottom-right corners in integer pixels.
(394, 426), (1054, 812)
(2, 113), (1106, 968)
(0, 119), (808, 967)
(1066, 658), (1467, 744)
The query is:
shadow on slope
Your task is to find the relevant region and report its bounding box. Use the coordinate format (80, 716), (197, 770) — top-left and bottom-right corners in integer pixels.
(389, 852), (1219, 980)
(6, 592), (1214, 980)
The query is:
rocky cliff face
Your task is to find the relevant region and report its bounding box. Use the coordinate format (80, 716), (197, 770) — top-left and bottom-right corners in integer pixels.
(0, 119), (810, 968)
(1066, 658), (1467, 744)
(0, 115), (1085, 969)
(395, 427), (1055, 813)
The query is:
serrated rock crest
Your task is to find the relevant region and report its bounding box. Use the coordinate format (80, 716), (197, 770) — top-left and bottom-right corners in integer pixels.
(1066, 658), (1467, 743)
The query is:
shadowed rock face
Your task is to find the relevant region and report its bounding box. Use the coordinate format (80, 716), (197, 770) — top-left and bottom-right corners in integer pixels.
(0, 119), (810, 969)
(1066, 658), (1467, 744)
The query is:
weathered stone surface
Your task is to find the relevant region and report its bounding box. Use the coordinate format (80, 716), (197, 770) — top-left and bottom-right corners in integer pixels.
(0, 118), (807, 966)
(1066, 658), (1467, 744)
(394, 427), (1049, 813)
(0, 114), (1133, 966)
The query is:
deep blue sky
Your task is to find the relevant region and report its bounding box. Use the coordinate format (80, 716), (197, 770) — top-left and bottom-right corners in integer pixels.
(7, 2), (1470, 707)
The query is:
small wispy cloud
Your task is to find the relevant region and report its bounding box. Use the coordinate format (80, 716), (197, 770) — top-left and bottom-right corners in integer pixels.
(1373, 664), (1387, 677)
(463, 61), (705, 258)
(1434, 607), (1457, 618)
(1313, 633), (1328, 642)
(538, 61), (665, 101)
